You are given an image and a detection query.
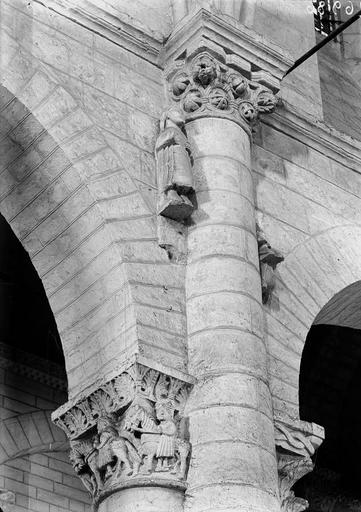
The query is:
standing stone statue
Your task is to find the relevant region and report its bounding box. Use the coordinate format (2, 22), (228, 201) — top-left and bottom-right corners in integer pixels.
(257, 229), (284, 304)
(155, 400), (177, 472)
(155, 107), (195, 221)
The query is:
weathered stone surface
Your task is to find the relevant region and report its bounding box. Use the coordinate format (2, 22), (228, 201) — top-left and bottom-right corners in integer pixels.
(98, 487), (184, 512)
(4, 2), (361, 512)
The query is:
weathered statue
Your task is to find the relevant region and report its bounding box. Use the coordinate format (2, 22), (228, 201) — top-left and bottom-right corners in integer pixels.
(155, 107), (195, 221)
(69, 415), (143, 496)
(257, 228), (284, 304)
(154, 399), (177, 472)
(124, 396), (190, 478)
(69, 439), (99, 495)
(94, 415), (142, 480)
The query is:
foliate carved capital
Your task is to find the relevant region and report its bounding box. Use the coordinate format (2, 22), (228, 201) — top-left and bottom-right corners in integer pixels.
(52, 363), (192, 502)
(278, 454), (313, 512)
(275, 418), (324, 512)
(166, 49), (278, 129)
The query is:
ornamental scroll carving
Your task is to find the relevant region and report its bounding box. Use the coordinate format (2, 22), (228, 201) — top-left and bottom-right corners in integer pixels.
(52, 364), (192, 500)
(167, 50), (278, 128)
(275, 418), (324, 512)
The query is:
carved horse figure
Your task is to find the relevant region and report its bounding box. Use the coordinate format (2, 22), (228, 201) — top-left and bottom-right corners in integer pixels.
(93, 416), (141, 482)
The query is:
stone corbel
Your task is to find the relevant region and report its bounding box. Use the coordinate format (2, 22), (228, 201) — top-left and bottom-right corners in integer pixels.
(275, 417), (324, 512)
(257, 227), (284, 304)
(52, 361), (193, 505)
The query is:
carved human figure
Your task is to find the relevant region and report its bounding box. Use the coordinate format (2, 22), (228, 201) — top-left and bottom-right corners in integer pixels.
(94, 416), (133, 479)
(69, 440), (99, 495)
(155, 107), (195, 221)
(257, 229), (284, 304)
(125, 402), (161, 474)
(155, 400), (177, 472)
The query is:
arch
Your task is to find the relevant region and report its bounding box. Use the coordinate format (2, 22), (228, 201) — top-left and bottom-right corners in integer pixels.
(266, 224), (361, 419)
(0, 16), (187, 400)
(0, 410), (67, 465)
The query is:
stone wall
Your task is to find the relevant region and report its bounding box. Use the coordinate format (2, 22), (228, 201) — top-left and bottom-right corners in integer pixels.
(2, 0), (361, 511)
(0, 0), (188, 402)
(254, 116), (361, 420)
(0, 345), (91, 512)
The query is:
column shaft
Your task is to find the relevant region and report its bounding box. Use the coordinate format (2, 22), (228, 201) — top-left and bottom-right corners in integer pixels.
(185, 118), (280, 512)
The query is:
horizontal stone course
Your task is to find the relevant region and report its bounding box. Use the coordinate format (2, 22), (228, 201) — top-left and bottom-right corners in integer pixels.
(187, 442), (277, 491)
(189, 406), (275, 451)
(188, 329), (268, 377)
(187, 292), (263, 337)
(187, 257), (261, 300)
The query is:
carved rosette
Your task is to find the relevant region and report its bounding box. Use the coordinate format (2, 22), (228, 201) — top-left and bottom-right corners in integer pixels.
(52, 363), (192, 503)
(275, 418), (324, 512)
(167, 50), (278, 129)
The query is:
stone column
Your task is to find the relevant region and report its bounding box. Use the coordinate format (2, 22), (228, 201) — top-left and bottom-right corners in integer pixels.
(166, 47), (281, 511)
(52, 360), (193, 512)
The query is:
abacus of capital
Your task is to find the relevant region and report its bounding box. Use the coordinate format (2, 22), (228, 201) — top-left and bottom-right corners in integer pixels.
(52, 14), (324, 512)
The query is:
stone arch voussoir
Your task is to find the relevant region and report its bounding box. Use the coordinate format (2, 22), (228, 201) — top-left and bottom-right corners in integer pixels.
(0, 410), (68, 465)
(267, 224), (361, 419)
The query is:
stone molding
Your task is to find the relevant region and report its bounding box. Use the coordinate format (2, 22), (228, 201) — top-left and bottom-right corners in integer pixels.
(162, 8), (293, 81)
(275, 416), (324, 512)
(52, 360), (193, 502)
(263, 106), (361, 176)
(32, 0), (162, 65)
(0, 342), (67, 391)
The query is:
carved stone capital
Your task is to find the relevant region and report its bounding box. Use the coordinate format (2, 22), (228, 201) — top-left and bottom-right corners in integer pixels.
(52, 362), (193, 504)
(275, 417), (324, 512)
(166, 45), (278, 131)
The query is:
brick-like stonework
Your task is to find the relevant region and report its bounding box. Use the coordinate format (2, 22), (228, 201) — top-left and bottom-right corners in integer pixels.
(3, 1), (361, 512)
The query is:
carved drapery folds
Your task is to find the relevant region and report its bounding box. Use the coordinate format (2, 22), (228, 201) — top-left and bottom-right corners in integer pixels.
(167, 48), (278, 130)
(275, 418), (324, 512)
(257, 228), (284, 304)
(52, 363), (192, 502)
(155, 107), (195, 221)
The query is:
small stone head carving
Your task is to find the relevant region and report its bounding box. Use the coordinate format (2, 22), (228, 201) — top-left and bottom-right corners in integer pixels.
(192, 54), (217, 86)
(155, 399), (175, 421)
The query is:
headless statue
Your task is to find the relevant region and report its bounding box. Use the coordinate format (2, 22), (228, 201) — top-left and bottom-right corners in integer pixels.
(155, 107), (194, 221)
